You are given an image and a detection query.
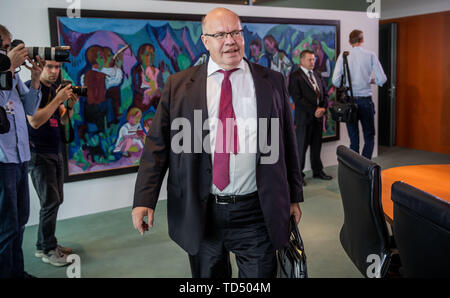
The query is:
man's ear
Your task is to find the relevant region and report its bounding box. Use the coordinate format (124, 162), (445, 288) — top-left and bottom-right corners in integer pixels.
(201, 35), (209, 51)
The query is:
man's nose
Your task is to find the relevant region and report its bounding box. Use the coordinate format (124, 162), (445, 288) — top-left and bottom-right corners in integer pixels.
(224, 32), (237, 43)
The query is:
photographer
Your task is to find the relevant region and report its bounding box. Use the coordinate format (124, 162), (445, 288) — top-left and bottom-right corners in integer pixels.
(26, 60), (78, 267)
(0, 24), (43, 278)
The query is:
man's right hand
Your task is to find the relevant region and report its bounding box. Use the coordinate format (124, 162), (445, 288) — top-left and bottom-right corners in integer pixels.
(55, 84), (74, 105)
(132, 207), (154, 235)
(7, 43), (28, 71)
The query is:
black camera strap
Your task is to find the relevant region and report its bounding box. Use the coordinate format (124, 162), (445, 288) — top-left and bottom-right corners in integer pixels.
(60, 104), (74, 144)
(341, 52), (354, 102)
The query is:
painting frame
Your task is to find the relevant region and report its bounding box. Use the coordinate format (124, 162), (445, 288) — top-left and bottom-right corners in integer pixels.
(48, 8), (340, 182)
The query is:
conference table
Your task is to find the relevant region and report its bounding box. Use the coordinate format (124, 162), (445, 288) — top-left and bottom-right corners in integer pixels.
(381, 164), (450, 224)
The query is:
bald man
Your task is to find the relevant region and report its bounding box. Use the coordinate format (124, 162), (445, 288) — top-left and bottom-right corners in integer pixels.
(132, 8), (303, 278)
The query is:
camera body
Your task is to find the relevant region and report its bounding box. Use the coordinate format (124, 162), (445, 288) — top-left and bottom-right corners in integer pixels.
(61, 80), (87, 97)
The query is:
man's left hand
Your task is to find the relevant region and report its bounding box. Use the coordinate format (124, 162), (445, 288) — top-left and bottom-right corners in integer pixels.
(24, 55), (45, 90)
(67, 92), (79, 109)
(314, 107), (326, 118)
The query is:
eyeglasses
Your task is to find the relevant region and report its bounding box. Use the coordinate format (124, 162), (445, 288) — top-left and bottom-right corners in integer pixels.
(203, 29), (244, 40)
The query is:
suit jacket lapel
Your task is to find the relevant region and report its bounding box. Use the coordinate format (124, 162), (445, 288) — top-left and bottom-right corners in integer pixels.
(300, 69), (315, 92)
(300, 69), (323, 104)
(312, 71), (325, 103)
(184, 62), (212, 165)
(247, 59), (273, 164)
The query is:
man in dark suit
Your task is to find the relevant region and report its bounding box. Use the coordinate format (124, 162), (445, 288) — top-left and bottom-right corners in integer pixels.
(289, 50), (332, 186)
(132, 7), (303, 278)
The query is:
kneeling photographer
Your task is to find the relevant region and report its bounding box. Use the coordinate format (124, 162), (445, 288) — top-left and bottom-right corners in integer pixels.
(26, 60), (80, 267)
(0, 24), (43, 278)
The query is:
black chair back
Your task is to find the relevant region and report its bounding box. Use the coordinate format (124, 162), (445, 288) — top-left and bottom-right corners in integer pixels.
(391, 181), (450, 278)
(336, 145), (392, 277)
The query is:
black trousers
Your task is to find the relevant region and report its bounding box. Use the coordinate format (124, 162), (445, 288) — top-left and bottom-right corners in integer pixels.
(296, 120), (324, 177)
(189, 195), (277, 278)
(28, 152), (64, 253)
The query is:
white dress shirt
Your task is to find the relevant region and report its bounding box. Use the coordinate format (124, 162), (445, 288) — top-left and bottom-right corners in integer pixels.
(332, 46), (387, 97)
(207, 58), (258, 195)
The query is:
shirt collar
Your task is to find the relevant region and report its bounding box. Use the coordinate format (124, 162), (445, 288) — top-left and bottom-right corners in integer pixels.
(207, 57), (246, 77)
(300, 66), (313, 76)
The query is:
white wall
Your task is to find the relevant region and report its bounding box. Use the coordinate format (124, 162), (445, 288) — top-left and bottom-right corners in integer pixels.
(1, 0), (379, 225)
(381, 0), (450, 20)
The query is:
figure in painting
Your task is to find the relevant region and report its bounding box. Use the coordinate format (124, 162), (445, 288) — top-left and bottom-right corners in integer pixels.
(131, 44), (163, 113)
(263, 34), (293, 79)
(114, 107), (145, 157)
(81, 46), (124, 133)
(248, 39), (270, 68)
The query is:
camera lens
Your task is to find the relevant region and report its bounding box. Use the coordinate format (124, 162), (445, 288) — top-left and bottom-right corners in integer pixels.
(72, 86), (88, 97)
(10, 40), (71, 63)
(28, 47), (70, 63)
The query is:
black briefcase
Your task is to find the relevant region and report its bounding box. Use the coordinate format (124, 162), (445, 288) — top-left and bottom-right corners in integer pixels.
(276, 215), (307, 278)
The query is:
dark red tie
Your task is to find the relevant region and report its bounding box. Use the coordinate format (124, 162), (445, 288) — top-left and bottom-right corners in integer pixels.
(213, 68), (239, 191)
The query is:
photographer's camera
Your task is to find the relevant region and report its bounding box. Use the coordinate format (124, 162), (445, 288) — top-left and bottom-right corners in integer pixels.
(61, 80), (87, 97)
(10, 39), (70, 63)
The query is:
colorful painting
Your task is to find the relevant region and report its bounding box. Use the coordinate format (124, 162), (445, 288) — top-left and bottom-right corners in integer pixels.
(49, 9), (339, 181)
(242, 19), (339, 142)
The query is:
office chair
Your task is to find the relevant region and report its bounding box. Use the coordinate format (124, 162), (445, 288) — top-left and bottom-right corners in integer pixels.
(336, 145), (397, 278)
(391, 181), (450, 278)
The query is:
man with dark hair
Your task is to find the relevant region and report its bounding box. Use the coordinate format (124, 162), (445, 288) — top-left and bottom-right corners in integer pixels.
(26, 60), (78, 267)
(332, 29), (387, 159)
(132, 7), (303, 278)
(0, 25), (43, 278)
(289, 50), (332, 186)
(349, 29), (364, 45)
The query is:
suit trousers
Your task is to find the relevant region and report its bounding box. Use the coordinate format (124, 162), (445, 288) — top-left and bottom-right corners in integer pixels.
(188, 195), (277, 278)
(296, 119), (324, 177)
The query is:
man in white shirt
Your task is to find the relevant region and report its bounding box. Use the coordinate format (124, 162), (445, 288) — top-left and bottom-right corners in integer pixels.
(332, 30), (387, 159)
(132, 7), (303, 278)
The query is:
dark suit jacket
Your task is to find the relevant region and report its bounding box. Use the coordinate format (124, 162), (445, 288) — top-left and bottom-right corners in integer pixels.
(133, 59), (303, 255)
(289, 69), (329, 126)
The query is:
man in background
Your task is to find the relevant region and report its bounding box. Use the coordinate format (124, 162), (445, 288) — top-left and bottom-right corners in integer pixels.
(332, 29), (387, 159)
(289, 50), (332, 186)
(26, 60), (78, 267)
